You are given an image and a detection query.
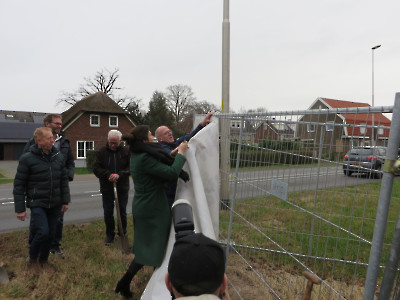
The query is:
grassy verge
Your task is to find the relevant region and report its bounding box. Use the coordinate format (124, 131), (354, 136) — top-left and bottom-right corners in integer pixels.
(0, 219), (155, 300)
(0, 172), (13, 185)
(220, 178), (400, 284)
(1, 178), (399, 299)
(73, 168), (91, 175)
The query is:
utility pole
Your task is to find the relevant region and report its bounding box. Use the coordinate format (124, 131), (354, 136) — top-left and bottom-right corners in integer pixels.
(220, 0), (231, 209)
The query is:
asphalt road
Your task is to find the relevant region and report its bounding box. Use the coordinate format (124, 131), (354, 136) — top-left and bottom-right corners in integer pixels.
(0, 174), (134, 233)
(0, 164), (379, 233)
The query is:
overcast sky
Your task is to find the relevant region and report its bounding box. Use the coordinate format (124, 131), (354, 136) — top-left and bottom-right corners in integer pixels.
(1, 0), (399, 114)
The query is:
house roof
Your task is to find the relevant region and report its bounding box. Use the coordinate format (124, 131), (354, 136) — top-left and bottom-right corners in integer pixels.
(0, 122), (42, 143)
(319, 97), (391, 126)
(0, 110), (52, 143)
(0, 110), (48, 124)
(62, 92), (132, 126)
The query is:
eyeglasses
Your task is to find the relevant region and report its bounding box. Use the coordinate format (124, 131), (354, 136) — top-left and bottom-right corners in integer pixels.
(51, 122), (62, 126)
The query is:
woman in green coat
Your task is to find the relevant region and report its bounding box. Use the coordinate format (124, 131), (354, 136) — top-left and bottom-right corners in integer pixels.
(115, 125), (189, 298)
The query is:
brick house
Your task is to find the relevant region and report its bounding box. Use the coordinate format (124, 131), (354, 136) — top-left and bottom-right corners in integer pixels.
(297, 97), (391, 154)
(61, 92), (135, 165)
(254, 120), (295, 144)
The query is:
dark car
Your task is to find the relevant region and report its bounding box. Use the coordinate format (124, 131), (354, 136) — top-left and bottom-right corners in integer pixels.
(343, 146), (386, 178)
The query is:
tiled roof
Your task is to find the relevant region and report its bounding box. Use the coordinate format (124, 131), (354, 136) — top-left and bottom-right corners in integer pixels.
(322, 98), (370, 109)
(320, 97), (391, 138)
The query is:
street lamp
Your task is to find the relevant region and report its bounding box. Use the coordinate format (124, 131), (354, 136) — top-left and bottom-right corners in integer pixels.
(371, 44), (381, 145)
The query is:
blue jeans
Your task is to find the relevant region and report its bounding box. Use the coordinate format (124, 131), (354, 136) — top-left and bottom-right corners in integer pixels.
(29, 205), (61, 262)
(29, 210), (63, 249)
(102, 189), (128, 238)
(51, 211), (64, 249)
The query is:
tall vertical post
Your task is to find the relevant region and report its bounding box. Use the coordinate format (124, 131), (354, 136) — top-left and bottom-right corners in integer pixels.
(371, 44), (381, 145)
(363, 93), (400, 300)
(220, 0), (231, 209)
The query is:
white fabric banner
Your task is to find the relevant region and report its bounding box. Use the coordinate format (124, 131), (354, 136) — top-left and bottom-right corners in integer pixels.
(141, 120), (220, 299)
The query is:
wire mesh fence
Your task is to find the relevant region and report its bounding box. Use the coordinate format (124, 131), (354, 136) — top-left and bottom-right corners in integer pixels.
(215, 95), (400, 300)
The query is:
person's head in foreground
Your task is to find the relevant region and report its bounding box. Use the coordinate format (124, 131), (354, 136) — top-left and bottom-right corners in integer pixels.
(165, 233), (229, 299)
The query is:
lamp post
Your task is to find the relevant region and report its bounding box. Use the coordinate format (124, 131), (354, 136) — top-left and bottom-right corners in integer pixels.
(371, 44), (381, 145)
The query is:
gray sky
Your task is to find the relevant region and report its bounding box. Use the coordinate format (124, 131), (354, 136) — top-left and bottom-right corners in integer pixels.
(1, 0), (399, 114)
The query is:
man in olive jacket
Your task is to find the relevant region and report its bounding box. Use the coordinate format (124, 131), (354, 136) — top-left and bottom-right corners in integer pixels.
(93, 130), (130, 245)
(14, 127), (70, 274)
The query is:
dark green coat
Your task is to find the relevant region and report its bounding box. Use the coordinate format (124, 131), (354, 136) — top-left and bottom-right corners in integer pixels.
(130, 152), (186, 267)
(13, 144), (71, 213)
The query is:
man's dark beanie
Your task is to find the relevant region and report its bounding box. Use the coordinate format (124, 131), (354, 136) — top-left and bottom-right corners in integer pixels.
(168, 233), (226, 296)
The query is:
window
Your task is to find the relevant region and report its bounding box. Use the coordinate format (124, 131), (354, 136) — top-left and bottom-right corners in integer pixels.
(359, 124), (366, 135)
(109, 115), (118, 127)
(90, 114), (100, 127)
(351, 139), (359, 148)
(77, 141), (94, 159)
(301, 139), (314, 148)
(231, 121), (241, 128)
(325, 121), (334, 132)
(378, 128), (384, 135)
(307, 124), (315, 132)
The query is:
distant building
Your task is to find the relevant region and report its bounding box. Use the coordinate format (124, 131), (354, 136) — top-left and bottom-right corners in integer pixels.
(0, 110), (48, 160)
(62, 92), (135, 165)
(297, 97), (391, 153)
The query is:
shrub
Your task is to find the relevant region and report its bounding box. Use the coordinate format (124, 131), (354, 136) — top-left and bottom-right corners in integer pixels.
(86, 150), (96, 172)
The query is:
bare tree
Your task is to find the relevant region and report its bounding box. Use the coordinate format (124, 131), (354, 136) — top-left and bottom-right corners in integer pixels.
(165, 84), (196, 124)
(179, 100), (220, 133)
(57, 68), (132, 108)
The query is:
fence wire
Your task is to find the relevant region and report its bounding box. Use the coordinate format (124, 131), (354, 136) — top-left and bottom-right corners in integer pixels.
(213, 98), (400, 300)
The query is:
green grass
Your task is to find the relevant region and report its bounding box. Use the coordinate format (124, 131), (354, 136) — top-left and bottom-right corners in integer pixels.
(219, 178), (400, 283)
(0, 172), (13, 184)
(0, 219), (155, 300)
(74, 167), (92, 175)
(1, 176), (400, 298)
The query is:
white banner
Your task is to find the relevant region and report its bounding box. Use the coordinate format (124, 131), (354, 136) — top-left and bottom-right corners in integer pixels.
(141, 120), (220, 299)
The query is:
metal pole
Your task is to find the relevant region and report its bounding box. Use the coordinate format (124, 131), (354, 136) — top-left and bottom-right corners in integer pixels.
(363, 93), (400, 300)
(220, 0), (231, 209)
(225, 117), (244, 261)
(377, 93), (400, 300)
(371, 44), (381, 145)
(308, 127), (325, 256)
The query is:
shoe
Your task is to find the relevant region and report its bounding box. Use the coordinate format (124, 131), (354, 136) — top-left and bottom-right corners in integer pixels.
(39, 260), (56, 273)
(27, 258), (41, 276)
(50, 246), (64, 255)
(104, 236), (114, 245)
(115, 280), (133, 298)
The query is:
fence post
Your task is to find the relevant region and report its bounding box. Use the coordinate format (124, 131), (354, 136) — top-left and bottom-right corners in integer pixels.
(377, 93), (400, 299)
(225, 116), (244, 261)
(363, 93), (400, 300)
(308, 127), (325, 256)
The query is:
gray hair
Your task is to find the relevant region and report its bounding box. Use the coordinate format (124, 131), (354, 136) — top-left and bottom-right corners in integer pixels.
(108, 130), (122, 140)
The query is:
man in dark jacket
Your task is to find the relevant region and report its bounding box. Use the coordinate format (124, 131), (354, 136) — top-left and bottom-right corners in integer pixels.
(155, 112), (213, 207)
(14, 127), (71, 274)
(23, 114), (75, 255)
(93, 130), (130, 245)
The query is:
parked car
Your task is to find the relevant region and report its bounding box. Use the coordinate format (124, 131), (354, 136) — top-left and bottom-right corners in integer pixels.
(343, 146), (386, 178)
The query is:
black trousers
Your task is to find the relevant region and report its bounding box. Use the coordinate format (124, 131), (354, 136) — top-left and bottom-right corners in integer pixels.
(102, 188), (128, 238)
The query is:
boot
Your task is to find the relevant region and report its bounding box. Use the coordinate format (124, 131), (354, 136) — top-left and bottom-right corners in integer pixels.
(27, 258), (41, 276)
(115, 260), (143, 298)
(115, 273), (133, 298)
